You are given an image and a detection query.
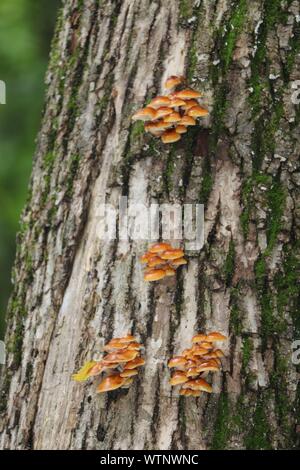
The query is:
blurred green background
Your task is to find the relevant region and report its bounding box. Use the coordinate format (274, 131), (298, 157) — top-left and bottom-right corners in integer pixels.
(0, 0), (60, 338)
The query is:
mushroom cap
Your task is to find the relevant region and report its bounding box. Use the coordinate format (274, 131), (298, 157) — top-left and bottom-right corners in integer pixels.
(140, 253), (151, 263)
(182, 348), (194, 357)
(198, 341), (213, 350)
(102, 361), (120, 370)
(158, 120), (174, 130)
(183, 378), (212, 393)
(171, 257), (187, 266)
(179, 388), (201, 397)
(192, 346), (210, 356)
(126, 341), (142, 351)
(186, 367), (200, 378)
(180, 115), (196, 126)
(169, 98), (186, 107)
(163, 266), (176, 276)
(149, 242), (172, 253)
(213, 348), (224, 358)
(182, 99), (199, 111)
(144, 268), (166, 281)
(72, 361), (98, 382)
(103, 349), (138, 364)
(144, 122), (163, 136)
(103, 340), (128, 351)
(149, 96), (171, 109)
(175, 125), (187, 134)
(169, 371), (188, 385)
(155, 107), (173, 119)
(188, 105), (209, 117)
(160, 249), (184, 260)
(161, 130), (181, 144)
(118, 335), (137, 343)
(132, 107), (156, 121)
(175, 89), (202, 99)
(163, 111), (182, 123)
(168, 356), (187, 368)
(124, 357), (146, 370)
(120, 369), (138, 378)
(165, 75), (184, 89)
(192, 333), (207, 343)
(197, 361), (220, 372)
(147, 256), (165, 268)
(122, 377), (134, 388)
(97, 374), (125, 393)
(205, 331), (227, 342)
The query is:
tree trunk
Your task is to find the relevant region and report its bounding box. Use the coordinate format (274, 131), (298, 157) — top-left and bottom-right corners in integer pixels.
(0, 0), (299, 450)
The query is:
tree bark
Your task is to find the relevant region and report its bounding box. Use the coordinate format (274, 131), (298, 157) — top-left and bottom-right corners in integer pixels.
(0, 0), (299, 450)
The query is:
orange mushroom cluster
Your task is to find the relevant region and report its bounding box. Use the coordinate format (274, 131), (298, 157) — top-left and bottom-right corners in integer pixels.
(72, 334), (145, 393)
(140, 242), (187, 281)
(132, 75), (208, 144)
(168, 331), (227, 397)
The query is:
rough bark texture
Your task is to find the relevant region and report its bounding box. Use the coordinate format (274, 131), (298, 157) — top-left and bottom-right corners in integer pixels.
(0, 0), (300, 450)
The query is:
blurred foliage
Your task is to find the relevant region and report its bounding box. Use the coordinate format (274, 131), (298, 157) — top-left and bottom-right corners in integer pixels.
(0, 0), (60, 338)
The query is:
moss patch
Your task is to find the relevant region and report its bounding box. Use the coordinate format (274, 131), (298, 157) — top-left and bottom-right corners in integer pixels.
(211, 394), (230, 449)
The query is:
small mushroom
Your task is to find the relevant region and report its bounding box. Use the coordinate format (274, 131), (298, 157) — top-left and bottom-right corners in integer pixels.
(192, 346), (211, 356)
(175, 89), (202, 99)
(155, 107), (173, 119)
(126, 341), (142, 351)
(163, 266), (176, 277)
(132, 107), (156, 121)
(149, 96), (171, 108)
(179, 388), (201, 397)
(169, 98), (186, 108)
(192, 333), (207, 343)
(163, 111), (182, 123)
(147, 256), (165, 268)
(165, 75), (184, 89)
(180, 115), (196, 126)
(169, 371), (188, 385)
(175, 125), (187, 134)
(183, 378), (212, 393)
(120, 369), (139, 378)
(103, 340), (129, 351)
(171, 257), (187, 266)
(213, 349), (224, 358)
(186, 367), (200, 378)
(97, 374), (126, 393)
(160, 249), (184, 260)
(197, 361), (220, 373)
(198, 341), (213, 350)
(149, 242), (172, 253)
(161, 130), (181, 144)
(140, 253), (151, 263)
(168, 356), (187, 368)
(181, 99), (199, 111)
(205, 332), (227, 342)
(144, 122), (163, 136)
(188, 105), (209, 117)
(124, 357), (146, 370)
(144, 268), (166, 281)
(103, 349), (139, 364)
(121, 377), (134, 388)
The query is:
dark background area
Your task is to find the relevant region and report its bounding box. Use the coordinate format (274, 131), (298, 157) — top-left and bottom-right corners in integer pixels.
(0, 0), (60, 338)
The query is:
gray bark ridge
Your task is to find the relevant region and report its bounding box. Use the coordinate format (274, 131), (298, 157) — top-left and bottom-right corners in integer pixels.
(0, 0), (300, 450)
